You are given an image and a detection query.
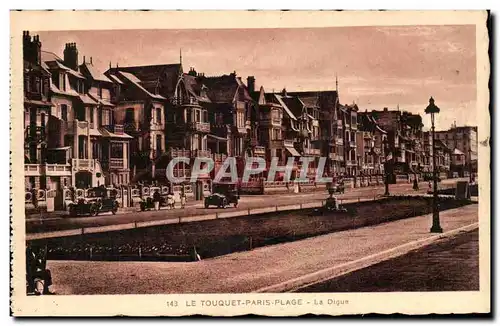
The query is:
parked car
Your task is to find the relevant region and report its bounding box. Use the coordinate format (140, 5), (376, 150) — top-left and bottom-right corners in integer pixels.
(68, 186), (119, 217)
(328, 181), (345, 195)
(204, 183), (239, 208)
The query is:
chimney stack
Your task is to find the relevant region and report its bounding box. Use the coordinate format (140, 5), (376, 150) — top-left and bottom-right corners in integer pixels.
(247, 76), (255, 93)
(63, 42), (79, 70)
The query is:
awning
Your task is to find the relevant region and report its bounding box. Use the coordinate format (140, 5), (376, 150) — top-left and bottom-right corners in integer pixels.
(285, 146), (301, 157)
(98, 128), (133, 139)
(48, 146), (71, 151)
(89, 128), (103, 137)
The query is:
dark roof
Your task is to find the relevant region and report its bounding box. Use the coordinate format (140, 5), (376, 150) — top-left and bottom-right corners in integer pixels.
(106, 64), (182, 98)
(280, 96), (305, 117)
(200, 73), (253, 103)
(182, 74), (211, 103)
(288, 90), (339, 110)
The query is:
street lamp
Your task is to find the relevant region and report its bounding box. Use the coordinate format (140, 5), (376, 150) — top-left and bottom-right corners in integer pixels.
(425, 97), (443, 233)
(383, 137), (390, 196)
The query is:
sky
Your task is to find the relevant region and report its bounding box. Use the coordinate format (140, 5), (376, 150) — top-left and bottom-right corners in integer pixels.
(36, 25), (476, 131)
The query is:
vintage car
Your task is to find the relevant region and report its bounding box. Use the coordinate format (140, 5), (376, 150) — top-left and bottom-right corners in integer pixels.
(310, 196), (348, 216)
(139, 187), (171, 211)
(204, 183), (240, 208)
(328, 181), (345, 195)
(67, 186), (119, 217)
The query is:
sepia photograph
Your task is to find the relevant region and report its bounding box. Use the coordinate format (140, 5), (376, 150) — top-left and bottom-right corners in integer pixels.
(10, 10), (490, 316)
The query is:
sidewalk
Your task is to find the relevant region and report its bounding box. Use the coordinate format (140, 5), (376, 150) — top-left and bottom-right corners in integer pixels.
(48, 203), (478, 295)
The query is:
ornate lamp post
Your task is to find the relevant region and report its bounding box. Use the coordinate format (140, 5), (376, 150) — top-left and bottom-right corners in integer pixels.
(425, 97), (443, 233)
(383, 137), (390, 196)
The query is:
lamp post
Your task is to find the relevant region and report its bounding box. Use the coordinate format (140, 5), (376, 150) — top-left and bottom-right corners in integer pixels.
(425, 97), (443, 233)
(383, 137), (390, 196)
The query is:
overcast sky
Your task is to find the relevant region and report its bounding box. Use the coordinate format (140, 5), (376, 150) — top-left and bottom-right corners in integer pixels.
(37, 25), (476, 131)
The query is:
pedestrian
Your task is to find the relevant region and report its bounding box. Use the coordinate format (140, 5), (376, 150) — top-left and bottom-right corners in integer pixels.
(428, 180), (432, 193)
(180, 190), (187, 209)
(153, 189), (161, 211)
(413, 177), (419, 191)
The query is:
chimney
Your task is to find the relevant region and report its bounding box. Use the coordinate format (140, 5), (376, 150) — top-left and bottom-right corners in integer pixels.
(282, 88), (287, 97)
(247, 76), (255, 93)
(23, 31), (42, 64)
(63, 42), (79, 70)
(383, 107), (388, 112)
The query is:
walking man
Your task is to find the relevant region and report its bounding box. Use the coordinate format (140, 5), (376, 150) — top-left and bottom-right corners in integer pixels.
(153, 189), (161, 211)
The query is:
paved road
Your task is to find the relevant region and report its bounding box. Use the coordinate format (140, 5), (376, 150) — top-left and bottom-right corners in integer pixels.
(26, 179), (464, 234)
(47, 204), (478, 294)
(296, 229), (479, 292)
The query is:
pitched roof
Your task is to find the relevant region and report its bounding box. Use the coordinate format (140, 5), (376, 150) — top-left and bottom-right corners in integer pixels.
(274, 94), (297, 120)
(200, 73), (253, 103)
(107, 74), (124, 84)
(81, 62), (112, 83)
(117, 71), (166, 100)
(182, 74), (211, 103)
(41, 51), (85, 79)
(107, 64), (182, 98)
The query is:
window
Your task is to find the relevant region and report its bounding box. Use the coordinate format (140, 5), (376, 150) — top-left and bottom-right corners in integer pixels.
(102, 109), (110, 126)
(89, 107), (94, 125)
(156, 107), (161, 124)
(156, 135), (162, 152)
(61, 104), (68, 121)
(98, 86), (102, 98)
(125, 108), (134, 123)
(196, 110), (201, 122)
(111, 143), (123, 158)
(203, 110), (208, 123)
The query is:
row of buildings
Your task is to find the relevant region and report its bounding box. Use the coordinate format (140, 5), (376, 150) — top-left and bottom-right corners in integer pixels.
(23, 32), (478, 204)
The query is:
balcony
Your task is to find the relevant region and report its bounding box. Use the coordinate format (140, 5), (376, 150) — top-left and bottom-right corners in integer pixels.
(192, 149), (212, 158)
(72, 158), (96, 172)
(337, 154), (344, 161)
(213, 153), (228, 162)
(25, 164), (41, 176)
(254, 146), (266, 155)
(363, 131), (372, 139)
(171, 97), (199, 106)
(109, 158), (125, 170)
(189, 121), (210, 133)
(304, 148), (321, 156)
(336, 137), (344, 145)
(24, 126), (46, 142)
(337, 120), (343, 129)
(45, 163), (71, 176)
(346, 160), (357, 166)
(103, 124), (124, 135)
(283, 139), (294, 148)
(168, 148), (192, 158)
(349, 140), (356, 148)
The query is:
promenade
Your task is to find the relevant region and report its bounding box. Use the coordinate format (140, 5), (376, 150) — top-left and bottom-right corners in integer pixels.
(27, 178), (465, 235)
(47, 203), (478, 295)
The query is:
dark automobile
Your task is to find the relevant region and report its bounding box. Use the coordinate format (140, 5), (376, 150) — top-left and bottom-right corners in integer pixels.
(68, 186), (119, 217)
(328, 181), (345, 195)
(139, 188), (169, 211)
(204, 183), (239, 208)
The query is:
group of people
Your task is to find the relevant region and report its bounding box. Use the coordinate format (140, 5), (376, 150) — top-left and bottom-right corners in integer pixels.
(152, 189), (187, 211)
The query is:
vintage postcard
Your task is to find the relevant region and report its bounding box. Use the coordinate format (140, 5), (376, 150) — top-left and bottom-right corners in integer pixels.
(10, 10), (490, 316)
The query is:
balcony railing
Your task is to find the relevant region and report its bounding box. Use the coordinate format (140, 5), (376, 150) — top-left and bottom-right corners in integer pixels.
(45, 164), (71, 176)
(349, 140), (356, 148)
(254, 146), (266, 154)
(304, 148), (321, 156)
(72, 158), (96, 171)
(283, 139), (294, 147)
(25, 164), (41, 176)
(171, 97), (199, 106)
(24, 126), (46, 142)
(109, 158), (125, 170)
(346, 160), (357, 166)
(336, 138), (344, 145)
(189, 121), (211, 133)
(192, 149), (212, 158)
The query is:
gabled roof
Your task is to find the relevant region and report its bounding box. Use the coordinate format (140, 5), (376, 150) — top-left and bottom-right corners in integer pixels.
(274, 94), (297, 120)
(107, 74), (124, 84)
(116, 71), (166, 100)
(107, 64), (182, 98)
(182, 73), (212, 103)
(200, 73), (253, 103)
(41, 50), (85, 79)
(80, 62), (112, 83)
(453, 148), (465, 155)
